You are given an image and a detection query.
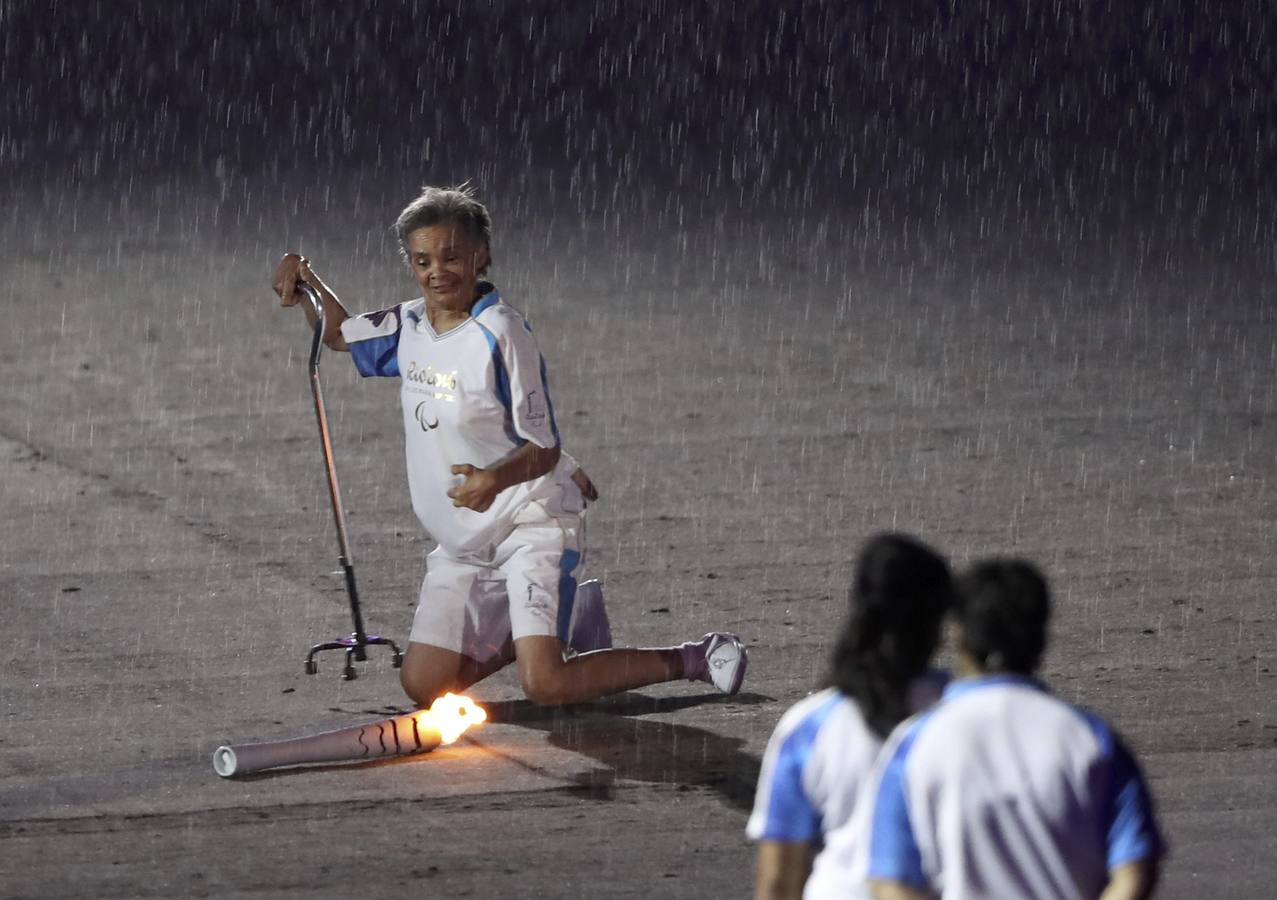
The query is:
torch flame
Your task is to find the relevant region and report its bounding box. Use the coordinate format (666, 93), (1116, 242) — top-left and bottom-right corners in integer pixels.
(415, 692), (487, 745)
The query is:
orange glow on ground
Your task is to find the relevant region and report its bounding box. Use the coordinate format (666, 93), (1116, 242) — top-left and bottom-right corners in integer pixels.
(414, 692), (487, 745)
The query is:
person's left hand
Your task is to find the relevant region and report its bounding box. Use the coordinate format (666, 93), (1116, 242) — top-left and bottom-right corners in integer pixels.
(448, 464), (501, 512)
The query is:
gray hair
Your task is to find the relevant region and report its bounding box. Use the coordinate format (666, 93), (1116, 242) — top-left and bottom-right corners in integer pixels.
(393, 184), (493, 265)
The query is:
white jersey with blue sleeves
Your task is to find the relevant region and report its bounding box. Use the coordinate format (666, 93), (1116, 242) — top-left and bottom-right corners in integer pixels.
(340, 286), (576, 557)
(748, 674), (948, 848)
(747, 689), (879, 845)
(853, 675), (1164, 900)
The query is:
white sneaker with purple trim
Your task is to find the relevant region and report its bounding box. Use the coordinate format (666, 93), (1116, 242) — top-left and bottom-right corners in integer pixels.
(681, 632), (748, 694)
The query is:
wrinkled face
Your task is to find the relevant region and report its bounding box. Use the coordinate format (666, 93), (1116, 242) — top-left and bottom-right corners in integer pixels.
(405, 223), (491, 310)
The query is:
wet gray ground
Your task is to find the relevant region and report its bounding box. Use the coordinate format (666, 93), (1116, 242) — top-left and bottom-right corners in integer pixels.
(1, 170), (1274, 898)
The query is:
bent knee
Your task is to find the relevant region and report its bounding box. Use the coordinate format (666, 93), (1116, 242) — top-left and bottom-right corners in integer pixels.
(399, 667), (430, 707)
(399, 644), (467, 708)
(400, 665), (452, 709)
(519, 663), (573, 707)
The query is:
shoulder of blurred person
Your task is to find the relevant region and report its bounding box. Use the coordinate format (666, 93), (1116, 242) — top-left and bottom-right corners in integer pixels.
(866, 675), (1164, 898)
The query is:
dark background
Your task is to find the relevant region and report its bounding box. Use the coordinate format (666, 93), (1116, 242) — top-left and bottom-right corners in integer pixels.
(5, 0), (1275, 232)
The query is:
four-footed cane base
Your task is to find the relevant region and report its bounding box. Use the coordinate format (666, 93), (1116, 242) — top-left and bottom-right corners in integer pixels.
(305, 633), (404, 680)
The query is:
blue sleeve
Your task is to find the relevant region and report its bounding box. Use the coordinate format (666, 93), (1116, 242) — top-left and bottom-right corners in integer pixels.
(749, 728), (823, 842)
(867, 728), (928, 889)
(1103, 737), (1166, 869)
(747, 695), (846, 843)
(341, 306), (402, 377)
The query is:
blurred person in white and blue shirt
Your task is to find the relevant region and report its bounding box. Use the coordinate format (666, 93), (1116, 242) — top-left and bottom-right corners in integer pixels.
(747, 533), (954, 900)
(810, 558), (1164, 900)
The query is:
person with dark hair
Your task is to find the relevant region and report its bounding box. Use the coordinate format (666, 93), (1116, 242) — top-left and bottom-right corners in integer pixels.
(747, 533), (954, 900)
(269, 184), (747, 707)
(857, 559), (1165, 900)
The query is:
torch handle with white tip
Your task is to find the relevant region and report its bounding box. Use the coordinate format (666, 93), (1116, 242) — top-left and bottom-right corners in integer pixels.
(213, 693), (486, 777)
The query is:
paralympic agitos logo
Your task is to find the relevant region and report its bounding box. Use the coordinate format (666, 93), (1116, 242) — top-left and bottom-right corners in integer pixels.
(414, 401), (439, 432)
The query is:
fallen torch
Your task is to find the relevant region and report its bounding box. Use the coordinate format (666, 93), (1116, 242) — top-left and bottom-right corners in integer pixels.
(213, 693), (486, 777)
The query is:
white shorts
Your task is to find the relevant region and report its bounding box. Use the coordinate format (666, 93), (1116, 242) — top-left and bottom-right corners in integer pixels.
(408, 500), (585, 664)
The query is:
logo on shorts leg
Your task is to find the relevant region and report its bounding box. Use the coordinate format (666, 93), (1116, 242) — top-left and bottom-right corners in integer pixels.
(524, 584), (555, 625)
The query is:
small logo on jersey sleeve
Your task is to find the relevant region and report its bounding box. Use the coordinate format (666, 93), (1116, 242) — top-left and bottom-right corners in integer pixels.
(363, 308), (397, 328)
(525, 390), (547, 428)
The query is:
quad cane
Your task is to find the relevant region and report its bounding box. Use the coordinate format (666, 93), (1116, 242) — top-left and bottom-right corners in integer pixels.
(297, 282), (404, 679)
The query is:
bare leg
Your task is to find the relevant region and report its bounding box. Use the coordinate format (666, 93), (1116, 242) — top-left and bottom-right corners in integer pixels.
(515, 635), (685, 706)
(400, 639), (515, 708)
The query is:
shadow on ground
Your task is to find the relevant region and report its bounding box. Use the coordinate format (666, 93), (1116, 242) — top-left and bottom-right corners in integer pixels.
(470, 691), (771, 813)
